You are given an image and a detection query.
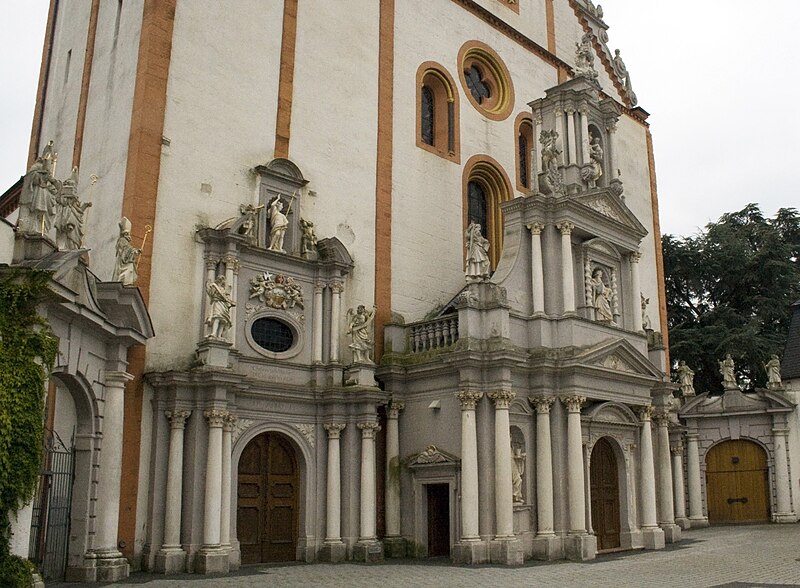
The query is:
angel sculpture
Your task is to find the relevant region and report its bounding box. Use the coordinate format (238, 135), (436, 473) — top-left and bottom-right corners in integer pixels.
(346, 305), (376, 364)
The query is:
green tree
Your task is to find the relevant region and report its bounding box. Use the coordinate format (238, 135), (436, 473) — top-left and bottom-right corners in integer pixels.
(663, 204), (800, 395)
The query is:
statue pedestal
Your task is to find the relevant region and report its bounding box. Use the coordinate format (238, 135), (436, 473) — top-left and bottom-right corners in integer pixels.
(196, 338), (232, 368)
(344, 363), (377, 387)
(13, 232), (58, 264)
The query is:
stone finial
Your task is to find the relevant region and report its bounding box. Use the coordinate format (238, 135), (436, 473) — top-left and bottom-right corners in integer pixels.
(112, 217), (142, 286)
(346, 305), (376, 364)
(465, 221), (490, 283)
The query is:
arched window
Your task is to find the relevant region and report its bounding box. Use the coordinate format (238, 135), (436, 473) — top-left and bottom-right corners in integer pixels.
(416, 62), (460, 163)
(463, 156), (513, 269)
(514, 113), (534, 192)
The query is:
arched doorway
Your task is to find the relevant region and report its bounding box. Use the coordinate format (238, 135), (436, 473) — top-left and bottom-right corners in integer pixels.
(237, 432), (299, 563)
(706, 439), (769, 523)
(590, 437), (621, 550)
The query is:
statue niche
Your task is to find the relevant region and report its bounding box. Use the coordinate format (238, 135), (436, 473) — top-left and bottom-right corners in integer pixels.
(254, 158), (309, 256)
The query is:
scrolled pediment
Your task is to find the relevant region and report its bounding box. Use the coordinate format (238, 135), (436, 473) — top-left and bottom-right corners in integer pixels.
(406, 445), (460, 468)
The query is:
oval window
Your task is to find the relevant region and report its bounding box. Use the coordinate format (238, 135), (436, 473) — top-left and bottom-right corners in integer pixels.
(250, 318), (294, 353)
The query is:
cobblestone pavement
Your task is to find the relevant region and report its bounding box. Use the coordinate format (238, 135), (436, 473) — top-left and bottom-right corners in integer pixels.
(54, 525), (800, 587)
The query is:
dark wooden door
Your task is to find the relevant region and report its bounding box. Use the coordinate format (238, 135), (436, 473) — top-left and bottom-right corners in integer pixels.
(590, 438), (621, 550)
(427, 484), (450, 556)
(706, 440), (769, 523)
(237, 432), (298, 564)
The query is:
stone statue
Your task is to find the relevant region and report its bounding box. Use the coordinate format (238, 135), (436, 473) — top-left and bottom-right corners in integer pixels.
(346, 305), (376, 364)
(237, 203), (263, 239)
(574, 32), (598, 81)
(464, 221), (490, 283)
(641, 293), (652, 330)
(18, 142), (61, 236)
(300, 218), (317, 258)
(205, 275), (236, 340)
(267, 196), (289, 252)
(590, 268), (613, 322)
(677, 360), (696, 397)
(612, 49), (638, 107)
(539, 129), (564, 195)
(512, 447), (526, 503)
(581, 135), (604, 187)
(54, 167), (92, 250)
(112, 217), (141, 286)
(719, 354), (737, 390)
(765, 355), (783, 390)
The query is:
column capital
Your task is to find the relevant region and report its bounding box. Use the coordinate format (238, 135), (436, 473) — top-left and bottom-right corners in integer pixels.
(652, 410), (671, 426)
(527, 222), (545, 235)
(103, 370), (134, 387)
(564, 106), (576, 115)
(222, 413), (238, 432)
(578, 104), (590, 116)
(560, 394), (586, 413)
(387, 401), (405, 419)
(488, 389), (516, 409)
(314, 280), (326, 294)
(204, 409), (228, 428)
(165, 410), (191, 429)
(455, 389), (483, 410)
(204, 254), (221, 270)
(557, 221), (575, 235)
(534, 114), (543, 125)
(330, 280), (344, 294)
(670, 444), (684, 456)
(357, 421), (381, 438)
(554, 107), (564, 117)
(630, 250), (642, 263)
(223, 253), (239, 271)
(530, 395), (556, 414)
(324, 423), (346, 439)
(638, 405), (655, 422)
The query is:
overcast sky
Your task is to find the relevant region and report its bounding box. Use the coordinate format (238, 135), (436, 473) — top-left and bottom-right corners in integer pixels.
(1, 1), (797, 237)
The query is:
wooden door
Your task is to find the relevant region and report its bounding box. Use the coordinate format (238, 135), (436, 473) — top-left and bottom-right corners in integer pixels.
(590, 438), (621, 550)
(706, 440), (769, 523)
(426, 484), (450, 556)
(237, 432), (299, 564)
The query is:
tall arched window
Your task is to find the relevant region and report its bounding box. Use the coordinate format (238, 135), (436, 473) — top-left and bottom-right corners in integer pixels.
(416, 62), (460, 163)
(514, 113), (534, 193)
(463, 156), (513, 269)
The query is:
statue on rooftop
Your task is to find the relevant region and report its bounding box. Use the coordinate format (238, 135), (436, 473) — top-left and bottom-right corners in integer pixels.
(54, 167), (92, 250)
(677, 360), (696, 397)
(719, 354), (737, 390)
(113, 217), (141, 286)
(613, 49), (638, 107)
(465, 221), (490, 283)
(18, 141), (61, 236)
(346, 304), (376, 364)
(765, 355), (783, 390)
(574, 32), (599, 82)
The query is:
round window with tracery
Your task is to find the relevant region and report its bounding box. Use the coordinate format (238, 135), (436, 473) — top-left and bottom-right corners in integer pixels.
(458, 41), (514, 121)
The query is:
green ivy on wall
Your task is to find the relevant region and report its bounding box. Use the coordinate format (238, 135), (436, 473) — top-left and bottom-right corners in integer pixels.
(0, 269), (58, 587)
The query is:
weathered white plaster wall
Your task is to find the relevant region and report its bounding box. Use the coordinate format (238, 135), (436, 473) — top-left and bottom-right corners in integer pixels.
(471, 0), (550, 48)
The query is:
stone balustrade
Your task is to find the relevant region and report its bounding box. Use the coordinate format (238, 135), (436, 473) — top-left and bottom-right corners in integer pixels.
(408, 314), (458, 352)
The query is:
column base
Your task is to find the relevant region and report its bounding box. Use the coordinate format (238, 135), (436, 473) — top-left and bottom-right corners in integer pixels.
(319, 540), (347, 563)
(660, 523), (681, 543)
(688, 516), (709, 528)
(489, 537), (523, 566)
(383, 536), (407, 558)
(195, 546), (230, 574)
(675, 516), (690, 530)
(531, 534), (563, 560)
(564, 533), (596, 561)
(352, 539), (384, 562)
(641, 526), (665, 550)
(95, 550), (130, 583)
(154, 547), (187, 574)
(773, 512), (798, 523)
(452, 539), (489, 564)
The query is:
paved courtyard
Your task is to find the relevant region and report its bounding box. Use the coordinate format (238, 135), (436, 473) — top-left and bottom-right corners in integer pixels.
(55, 525), (800, 587)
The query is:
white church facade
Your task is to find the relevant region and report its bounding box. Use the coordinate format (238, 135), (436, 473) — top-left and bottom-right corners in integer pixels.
(3, 0), (799, 582)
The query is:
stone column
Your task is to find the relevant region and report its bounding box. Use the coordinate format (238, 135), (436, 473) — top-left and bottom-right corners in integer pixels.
(321, 423), (346, 562)
(453, 390), (486, 564)
(562, 395), (595, 560)
(607, 121), (618, 179)
(671, 444), (689, 530)
(638, 407), (665, 549)
(685, 433), (708, 527)
(354, 421), (382, 561)
(330, 281), (343, 363)
(531, 396), (559, 559)
(630, 252), (643, 331)
(566, 108), (577, 165)
(653, 411), (680, 542)
(557, 222), (576, 314)
(312, 281), (325, 363)
(197, 409), (229, 574)
(384, 401), (405, 557)
(527, 223), (545, 314)
(155, 410), (191, 573)
(772, 426), (797, 522)
(220, 413), (237, 549)
(223, 255), (239, 346)
(579, 106), (590, 165)
(93, 370), (133, 581)
(532, 114), (543, 192)
(554, 109), (566, 165)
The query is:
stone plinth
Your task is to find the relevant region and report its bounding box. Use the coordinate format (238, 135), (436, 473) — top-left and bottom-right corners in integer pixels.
(195, 547), (229, 574)
(489, 538), (523, 566)
(661, 523), (681, 543)
(95, 553), (130, 583)
(383, 536), (406, 559)
(352, 540), (384, 563)
(344, 363), (377, 386)
(13, 232), (58, 263)
(564, 534), (596, 561)
(532, 534), (562, 560)
(154, 548), (186, 574)
(319, 540), (347, 563)
(196, 338), (231, 368)
(452, 539), (489, 564)
(641, 527), (665, 550)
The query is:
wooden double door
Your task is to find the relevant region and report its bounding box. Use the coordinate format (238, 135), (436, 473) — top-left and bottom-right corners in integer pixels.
(706, 439), (769, 523)
(590, 438), (621, 551)
(237, 432), (299, 564)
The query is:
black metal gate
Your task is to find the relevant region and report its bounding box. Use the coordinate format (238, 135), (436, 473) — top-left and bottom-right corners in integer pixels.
(29, 429), (75, 581)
